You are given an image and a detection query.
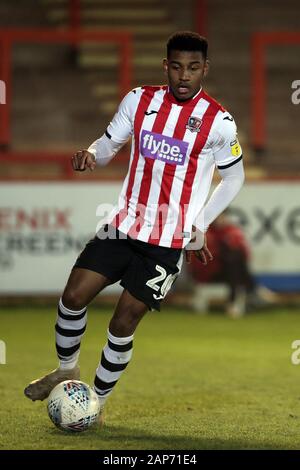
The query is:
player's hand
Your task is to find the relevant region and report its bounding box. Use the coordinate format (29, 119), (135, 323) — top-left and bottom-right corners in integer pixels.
(72, 150), (96, 172)
(185, 230), (213, 265)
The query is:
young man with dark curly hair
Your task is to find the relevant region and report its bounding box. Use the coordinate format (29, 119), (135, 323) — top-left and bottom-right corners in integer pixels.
(24, 31), (244, 425)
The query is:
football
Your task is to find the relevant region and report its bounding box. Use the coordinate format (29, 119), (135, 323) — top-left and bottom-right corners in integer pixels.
(47, 380), (100, 432)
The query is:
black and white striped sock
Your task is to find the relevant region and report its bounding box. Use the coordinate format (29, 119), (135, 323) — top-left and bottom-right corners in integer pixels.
(94, 330), (133, 405)
(55, 298), (87, 370)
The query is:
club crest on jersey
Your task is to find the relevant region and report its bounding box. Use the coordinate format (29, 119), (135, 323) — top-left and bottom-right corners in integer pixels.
(186, 116), (202, 133)
(140, 130), (188, 165)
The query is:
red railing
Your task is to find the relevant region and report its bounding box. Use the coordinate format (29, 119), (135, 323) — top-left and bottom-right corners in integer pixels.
(0, 28), (133, 148)
(69, 0), (81, 30)
(195, 0), (208, 37)
(0, 151), (128, 181)
(251, 31), (300, 152)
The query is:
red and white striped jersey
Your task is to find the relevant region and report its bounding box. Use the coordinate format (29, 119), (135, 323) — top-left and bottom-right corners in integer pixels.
(105, 85), (242, 249)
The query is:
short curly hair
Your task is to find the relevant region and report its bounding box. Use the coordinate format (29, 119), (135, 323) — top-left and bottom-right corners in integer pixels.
(167, 31), (208, 59)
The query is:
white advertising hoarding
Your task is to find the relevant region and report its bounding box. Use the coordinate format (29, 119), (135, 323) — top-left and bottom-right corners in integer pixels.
(0, 182), (120, 294)
(229, 182), (300, 291)
(0, 181), (299, 294)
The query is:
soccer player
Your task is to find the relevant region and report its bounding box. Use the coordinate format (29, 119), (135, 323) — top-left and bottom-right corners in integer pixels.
(24, 31), (245, 424)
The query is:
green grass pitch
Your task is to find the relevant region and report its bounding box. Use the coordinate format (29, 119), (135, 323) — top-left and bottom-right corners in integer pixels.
(0, 306), (300, 450)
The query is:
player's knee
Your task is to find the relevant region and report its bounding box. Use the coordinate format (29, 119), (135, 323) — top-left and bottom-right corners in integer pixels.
(110, 308), (146, 336)
(61, 289), (86, 311)
(110, 317), (135, 337)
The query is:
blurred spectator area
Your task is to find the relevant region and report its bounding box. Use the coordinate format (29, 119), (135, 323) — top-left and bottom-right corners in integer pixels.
(0, 0), (299, 179)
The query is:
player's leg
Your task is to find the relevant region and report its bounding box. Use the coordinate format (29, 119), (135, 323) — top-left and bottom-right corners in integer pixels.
(55, 267), (112, 370)
(24, 267), (112, 401)
(94, 289), (148, 424)
(93, 242), (183, 424)
(24, 227), (132, 402)
(109, 289), (148, 336)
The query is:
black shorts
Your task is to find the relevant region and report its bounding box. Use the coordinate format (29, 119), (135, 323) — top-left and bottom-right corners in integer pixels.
(74, 225), (183, 311)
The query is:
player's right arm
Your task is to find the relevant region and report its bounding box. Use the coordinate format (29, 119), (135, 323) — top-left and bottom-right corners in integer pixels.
(72, 149), (96, 171)
(71, 137), (122, 172)
(72, 88), (140, 171)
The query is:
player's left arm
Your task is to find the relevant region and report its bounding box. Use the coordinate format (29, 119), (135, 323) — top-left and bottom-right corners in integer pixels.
(203, 112), (245, 228)
(185, 229), (213, 265)
(186, 112), (245, 263)
(199, 158), (245, 231)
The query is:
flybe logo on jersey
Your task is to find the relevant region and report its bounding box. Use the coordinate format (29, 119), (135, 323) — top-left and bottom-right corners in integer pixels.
(140, 130), (188, 165)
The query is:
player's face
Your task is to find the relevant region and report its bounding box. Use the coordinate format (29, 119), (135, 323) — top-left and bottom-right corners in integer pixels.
(163, 50), (209, 101)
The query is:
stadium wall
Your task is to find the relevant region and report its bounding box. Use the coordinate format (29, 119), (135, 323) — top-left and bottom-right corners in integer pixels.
(0, 180), (299, 295)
